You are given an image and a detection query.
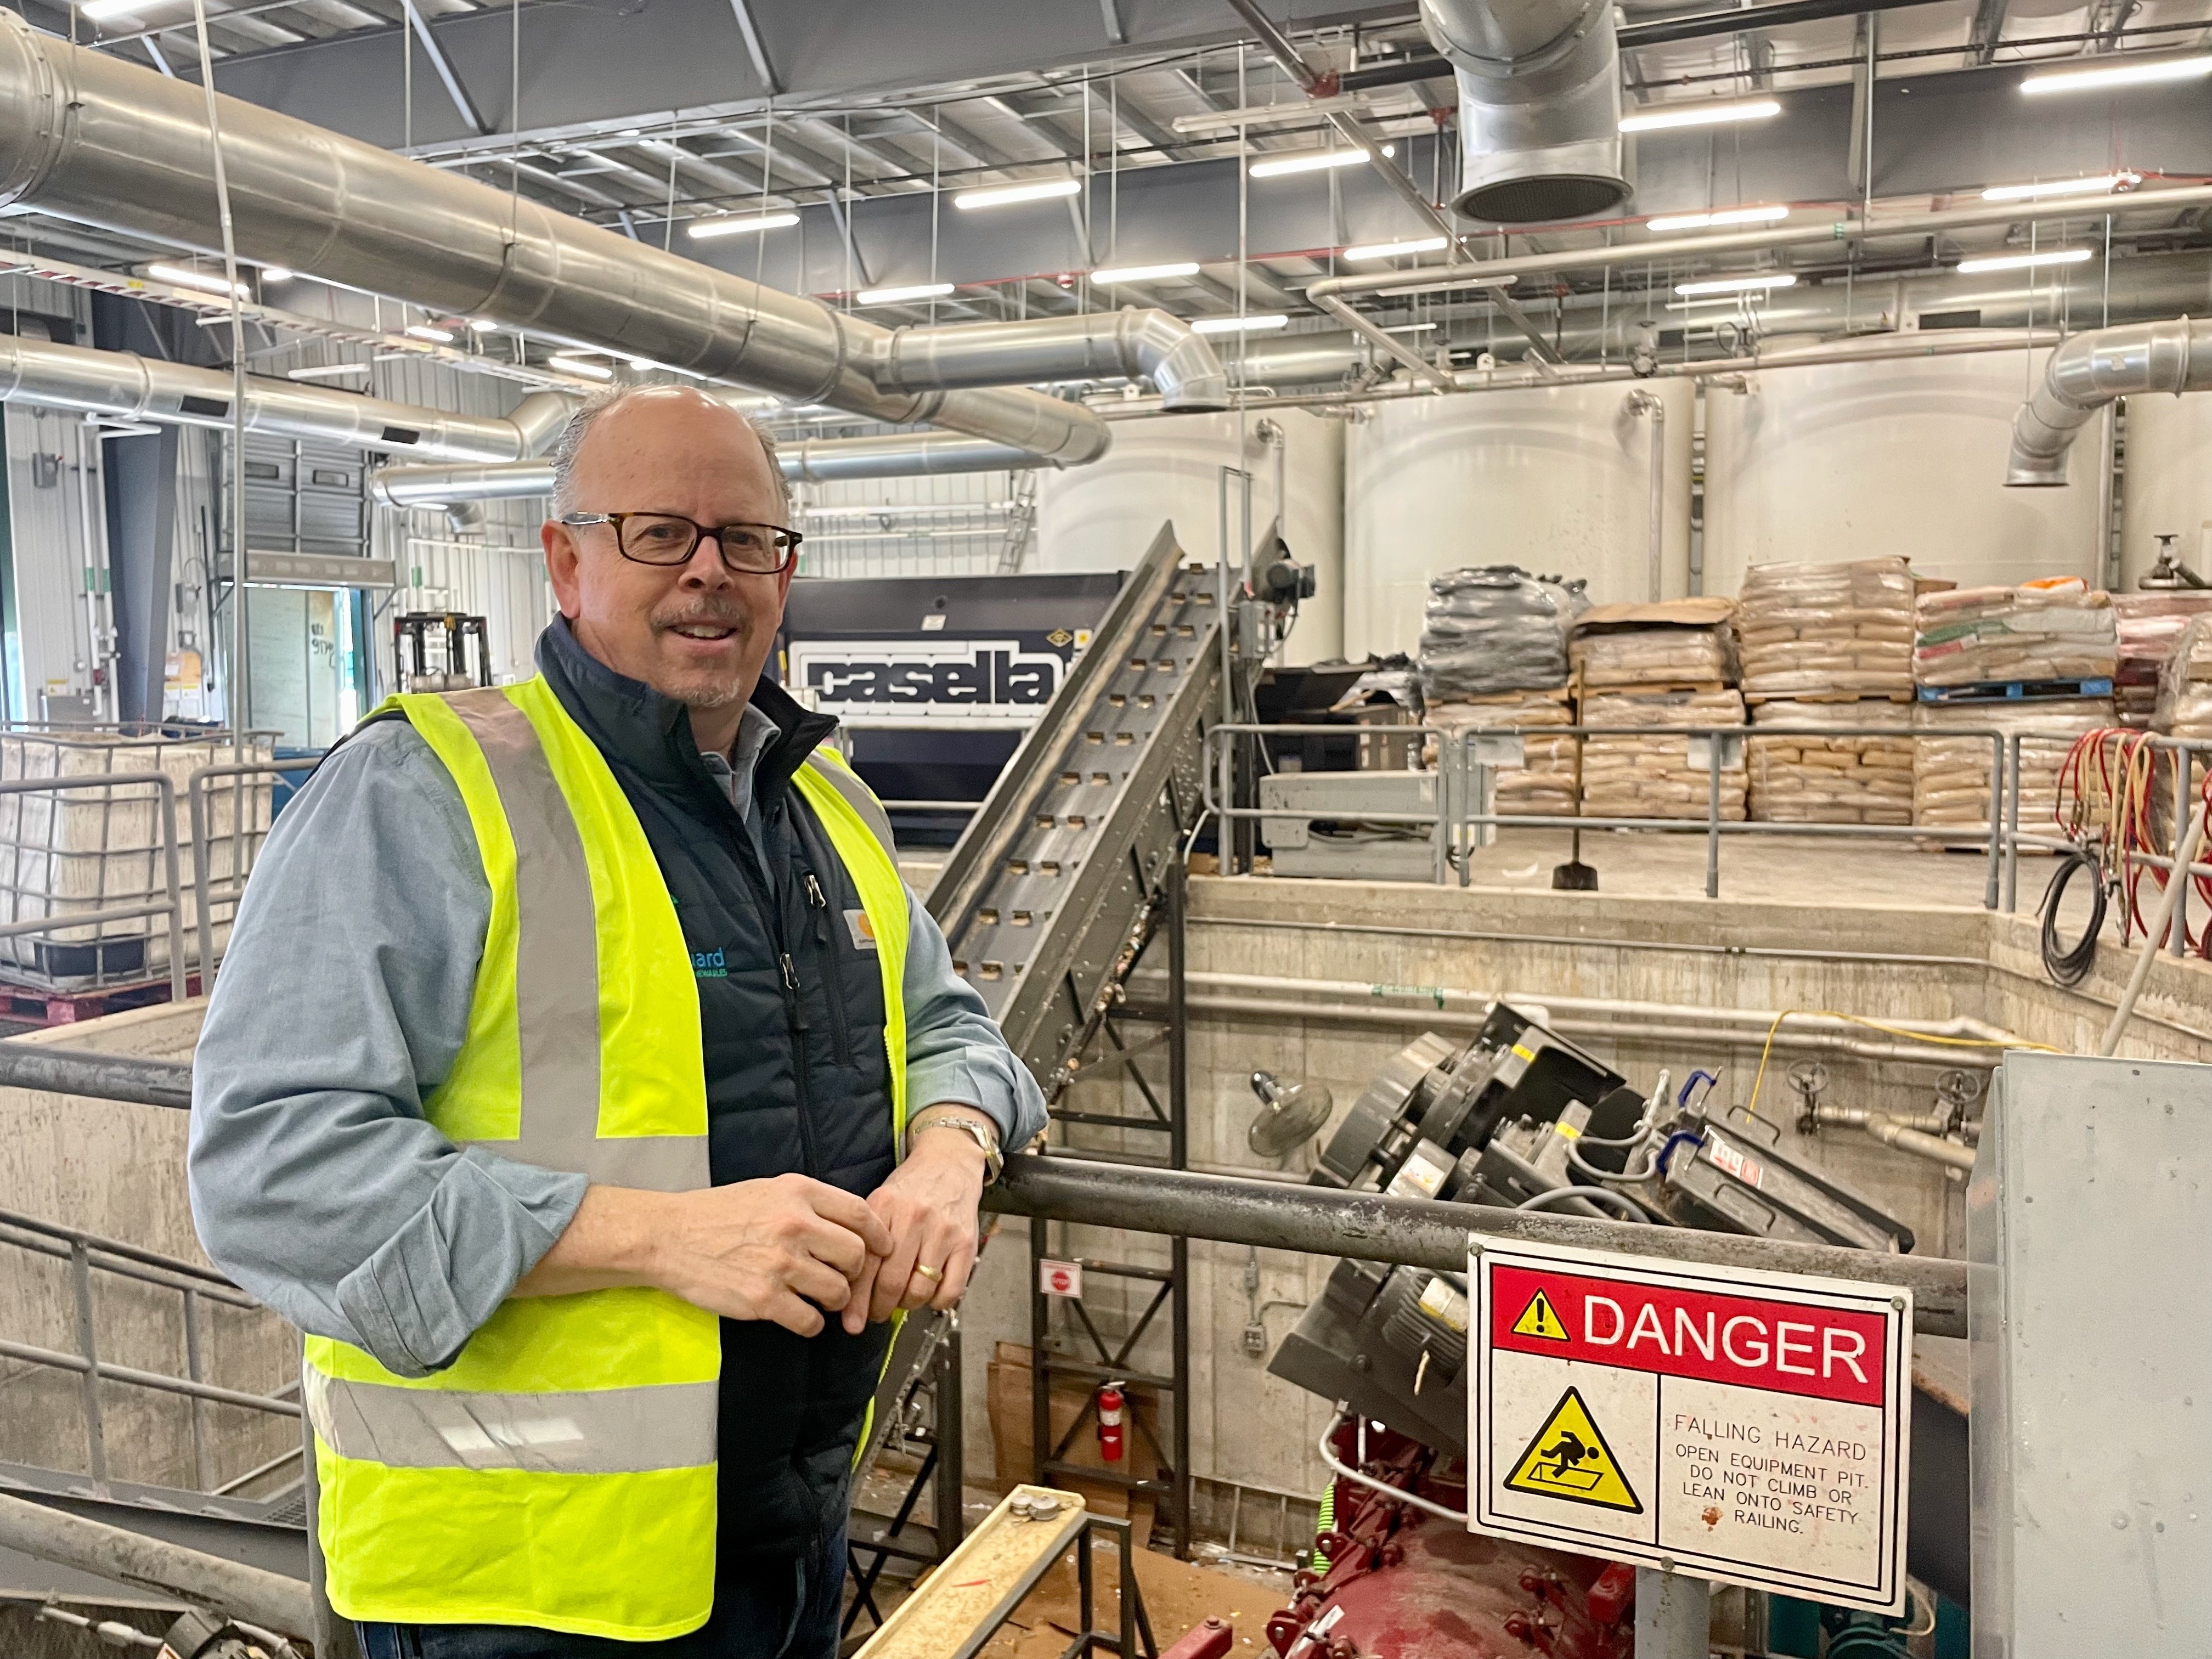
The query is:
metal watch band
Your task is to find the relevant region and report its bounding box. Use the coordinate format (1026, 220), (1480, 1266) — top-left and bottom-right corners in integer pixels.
(907, 1113), (1004, 1184)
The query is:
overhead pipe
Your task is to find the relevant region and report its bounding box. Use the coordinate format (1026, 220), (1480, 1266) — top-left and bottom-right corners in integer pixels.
(2006, 316), (2212, 486)
(1419, 0), (1628, 223)
(0, 15), (1109, 465)
(876, 311), (1230, 411)
(1624, 388), (1665, 601)
(371, 431), (1062, 510)
(0, 332), (569, 461)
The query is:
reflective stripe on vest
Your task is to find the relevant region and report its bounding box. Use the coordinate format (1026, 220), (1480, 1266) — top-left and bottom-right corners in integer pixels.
(301, 678), (911, 1641)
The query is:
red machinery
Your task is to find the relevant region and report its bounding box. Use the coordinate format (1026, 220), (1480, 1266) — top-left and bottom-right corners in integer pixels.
(1264, 1419), (1634, 1659)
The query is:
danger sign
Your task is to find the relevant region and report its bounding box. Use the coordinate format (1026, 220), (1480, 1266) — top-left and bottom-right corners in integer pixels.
(1471, 1239), (1911, 1614)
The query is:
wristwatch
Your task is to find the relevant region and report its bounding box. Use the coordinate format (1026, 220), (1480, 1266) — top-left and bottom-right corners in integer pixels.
(907, 1111), (1004, 1186)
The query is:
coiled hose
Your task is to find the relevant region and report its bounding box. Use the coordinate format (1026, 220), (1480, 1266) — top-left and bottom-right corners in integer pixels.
(2039, 845), (2106, 987)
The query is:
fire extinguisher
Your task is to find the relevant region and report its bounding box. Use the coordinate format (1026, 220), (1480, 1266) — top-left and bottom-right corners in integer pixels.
(1098, 1382), (1125, 1464)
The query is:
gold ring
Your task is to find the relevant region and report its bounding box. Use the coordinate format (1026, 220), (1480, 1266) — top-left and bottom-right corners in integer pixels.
(913, 1262), (944, 1283)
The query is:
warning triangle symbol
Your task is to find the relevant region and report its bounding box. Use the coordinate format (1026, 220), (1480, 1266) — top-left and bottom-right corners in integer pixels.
(1503, 1387), (1643, 1514)
(1511, 1288), (1570, 1341)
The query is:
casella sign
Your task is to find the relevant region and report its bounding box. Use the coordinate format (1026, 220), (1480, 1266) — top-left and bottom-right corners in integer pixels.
(788, 635), (1081, 723)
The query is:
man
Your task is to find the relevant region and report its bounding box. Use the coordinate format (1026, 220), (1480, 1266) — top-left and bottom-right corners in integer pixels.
(189, 385), (1045, 1659)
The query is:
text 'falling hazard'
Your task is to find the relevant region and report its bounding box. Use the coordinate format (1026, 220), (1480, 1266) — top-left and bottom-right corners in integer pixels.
(1470, 1240), (1912, 1616)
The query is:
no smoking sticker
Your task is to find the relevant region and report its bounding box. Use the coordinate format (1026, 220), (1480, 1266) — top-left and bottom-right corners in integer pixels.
(1471, 1239), (1911, 1614)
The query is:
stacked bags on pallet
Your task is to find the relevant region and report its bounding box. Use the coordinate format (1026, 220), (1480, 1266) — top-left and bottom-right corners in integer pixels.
(1569, 599), (1737, 690)
(1736, 558), (1916, 698)
(2154, 614), (2212, 741)
(1427, 693), (1579, 819)
(1580, 689), (1748, 823)
(2115, 593), (2212, 727)
(1912, 577), (2117, 689)
(1912, 698), (2115, 840)
(1747, 699), (1916, 825)
(1417, 568), (1587, 817)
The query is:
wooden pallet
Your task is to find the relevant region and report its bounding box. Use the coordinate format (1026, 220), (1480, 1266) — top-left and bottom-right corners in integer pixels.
(1577, 679), (1737, 698)
(0, 973), (198, 1026)
(1915, 677), (2115, 705)
(1743, 689), (1916, 707)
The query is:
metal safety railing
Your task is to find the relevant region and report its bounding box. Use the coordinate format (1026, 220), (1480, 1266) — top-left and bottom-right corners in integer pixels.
(2002, 730), (2212, 939)
(0, 772), (191, 1002)
(0, 1205), (300, 1496)
(185, 759), (319, 987)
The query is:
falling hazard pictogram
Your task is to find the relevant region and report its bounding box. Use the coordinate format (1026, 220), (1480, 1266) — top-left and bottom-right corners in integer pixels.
(1511, 1288), (1569, 1341)
(1503, 1387), (1643, 1514)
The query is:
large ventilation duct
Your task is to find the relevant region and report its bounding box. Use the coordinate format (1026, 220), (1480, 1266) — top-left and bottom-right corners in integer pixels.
(2006, 317), (2212, 486)
(0, 331), (568, 460)
(0, 14), (1109, 465)
(1419, 0), (1627, 224)
(877, 312), (1229, 411)
(371, 431), (1059, 510)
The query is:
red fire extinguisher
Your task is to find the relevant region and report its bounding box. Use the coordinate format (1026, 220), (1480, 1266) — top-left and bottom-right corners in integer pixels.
(1098, 1382), (1126, 1464)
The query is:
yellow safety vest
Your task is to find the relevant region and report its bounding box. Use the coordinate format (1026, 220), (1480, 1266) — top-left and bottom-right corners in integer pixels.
(301, 678), (909, 1640)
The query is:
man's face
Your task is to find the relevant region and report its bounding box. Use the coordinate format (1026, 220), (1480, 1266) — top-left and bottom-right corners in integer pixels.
(543, 388), (792, 713)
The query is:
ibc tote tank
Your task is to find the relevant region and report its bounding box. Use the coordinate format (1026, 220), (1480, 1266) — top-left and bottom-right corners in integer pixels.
(1341, 379), (1692, 661)
(2117, 390), (2212, 589)
(1702, 342), (2104, 597)
(1035, 409), (1345, 663)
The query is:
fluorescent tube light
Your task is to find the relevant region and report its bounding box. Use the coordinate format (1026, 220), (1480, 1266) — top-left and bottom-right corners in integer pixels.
(1955, 248), (2095, 274)
(548, 354), (616, 380)
(286, 363), (374, 381)
(1249, 145), (1388, 178)
(404, 324), (455, 343)
(81, 0), (150, 20)
(1343, 235), (1450, 261)
(260, 266), (294, 284)
(146, 262), (247, 298)
(627, 358), (656, 371)
(1672, 273), (1798, 296)
(1620, 98), (1781, 133)
(1191, 314), (1289, 333)
(2021, 54), (2212, 95)
(467, 317), (498, 332)
(686, 211), (799, 240)
(1645, 204), (1791, 232)
(1090, 261), (1201, 284)
(856, 282), (956, 306)
(951, 178), (1082, 210)
(1980, 173), (2140, 201)
(1380, 322), (1438, 334)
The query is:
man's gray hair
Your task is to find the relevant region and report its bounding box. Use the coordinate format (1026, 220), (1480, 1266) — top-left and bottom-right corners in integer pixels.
(546, 384), (792, 522)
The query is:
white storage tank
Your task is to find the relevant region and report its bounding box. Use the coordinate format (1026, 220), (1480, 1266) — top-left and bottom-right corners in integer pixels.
(1036, 409), (1345, 663)
(2118, 390), (2212, 589)
(1341, 378), (1693, 661)
(1702, 343), (2104, 597)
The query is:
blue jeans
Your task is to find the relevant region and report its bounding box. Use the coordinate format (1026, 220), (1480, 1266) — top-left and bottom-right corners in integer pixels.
(353, 1524), (845, 1659)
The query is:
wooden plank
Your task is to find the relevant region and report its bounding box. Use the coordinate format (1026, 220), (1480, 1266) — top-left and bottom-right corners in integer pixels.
(856, 1486), (1088, 1659)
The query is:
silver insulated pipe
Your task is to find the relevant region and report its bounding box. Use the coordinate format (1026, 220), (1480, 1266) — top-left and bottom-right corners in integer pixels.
(1420, 0), (1627, 223)
(0, 14), (1110, 464)
(0, 331), (568, 460)
(2007, 317), (2212, 486)
(876, 311), (1229, 410)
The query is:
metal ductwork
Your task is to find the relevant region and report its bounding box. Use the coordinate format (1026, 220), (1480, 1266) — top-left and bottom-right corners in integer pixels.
(371, 431), (1059, 510)
(2006, 317), (2212, 486)
(0, 14), (1109, 466)
(876, 311), (1230, 411)
(1419, 0), (1627, 224)
(0, 331), (568, 460)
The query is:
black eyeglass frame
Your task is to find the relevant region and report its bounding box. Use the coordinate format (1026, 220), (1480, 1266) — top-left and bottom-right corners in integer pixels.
(557, 511), (804, 574)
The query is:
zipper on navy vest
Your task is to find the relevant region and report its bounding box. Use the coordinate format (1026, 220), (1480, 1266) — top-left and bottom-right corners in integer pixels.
(803, 868), (857, 1069)
(726, 799), (821, 1181)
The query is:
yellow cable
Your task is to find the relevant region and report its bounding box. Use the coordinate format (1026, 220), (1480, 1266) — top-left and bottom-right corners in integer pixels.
(1746, 1009), (2064, 1119)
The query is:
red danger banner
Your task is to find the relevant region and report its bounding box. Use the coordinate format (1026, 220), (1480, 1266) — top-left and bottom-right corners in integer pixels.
(1489, 1263), (1889, 1407)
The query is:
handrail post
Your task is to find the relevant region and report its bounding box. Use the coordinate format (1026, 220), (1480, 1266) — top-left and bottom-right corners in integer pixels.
(2174, 736), (2192, 959)
(155, 776), (187, 1003)
(1704, 726), (1723, 900)
(2001, 731), (2021, 914)
(69, 1239), (109, 1491)
(183, 1286), (210, 1492)
(188, 774), (217, 989)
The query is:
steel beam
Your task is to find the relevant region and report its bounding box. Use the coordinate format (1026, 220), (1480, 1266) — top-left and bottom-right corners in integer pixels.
(398, 0), (489, 136)
(725, 0), (780, 95)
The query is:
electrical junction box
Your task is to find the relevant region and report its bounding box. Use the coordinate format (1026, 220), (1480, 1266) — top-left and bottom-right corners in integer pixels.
(1258, 770), (1447, 883)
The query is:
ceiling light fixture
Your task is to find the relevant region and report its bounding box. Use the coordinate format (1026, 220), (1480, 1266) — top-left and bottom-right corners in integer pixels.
(1380, 322), (1438, 334)
(1955, 247), (2095, 274)
(2021, 54), (2212, 95)
(467, 317), (498, 332)
(1980, 173), (2141, 201)
(81, 0), (150, 20)
(856, 282), (956, 305)
(1672, 272), (1798, 296)
(686, 211), (799, 240)
(286, 363), (374, 381)
(404, 324), (455, 343)
(627, 357), (655, 371)
(1249, 145), (1390, 178)
(1645, 204), (1792, 232)
(951, 178), (1083, 210)
(1191, 314), (1290, 332)
(1090, 261), (1201, 283)
(547, 354), (616, 380)
(1342, 235), (1451, 261)
(145, 262), (247, 298)
(260, 266), (295, 284)
(1620, 98), (1781, 133)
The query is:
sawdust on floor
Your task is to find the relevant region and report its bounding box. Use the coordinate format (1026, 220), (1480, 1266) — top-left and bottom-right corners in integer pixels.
(974, 1536), (1290, 1658)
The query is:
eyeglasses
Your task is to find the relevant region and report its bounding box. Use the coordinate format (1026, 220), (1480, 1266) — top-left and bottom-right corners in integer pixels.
(558, 511), (803, 574)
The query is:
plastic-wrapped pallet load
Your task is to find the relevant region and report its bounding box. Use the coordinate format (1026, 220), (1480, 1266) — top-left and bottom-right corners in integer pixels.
(1426, 692), (1579, 818)
(2115, 593), (2212, 727)
(1912, 698), (2114, 843)
(1580, 688), (1747, 823)
(1736, 557), (1915, 698)
(1748, 699), (1916, 825)
(2154, 614), (2212, 741)
(1417, 567), (1587, 701)
(1570, 598), (1737, 690)
(1912, 577), (2118, 688)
